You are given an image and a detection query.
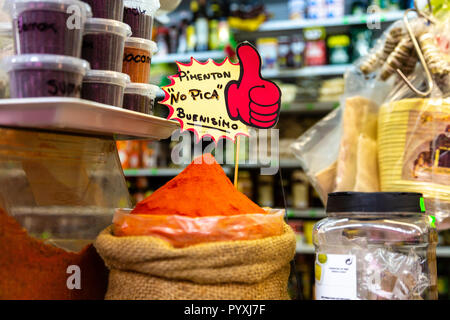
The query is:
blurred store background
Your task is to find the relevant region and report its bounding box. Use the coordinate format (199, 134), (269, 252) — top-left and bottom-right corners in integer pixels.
(116, 0), (450, 300)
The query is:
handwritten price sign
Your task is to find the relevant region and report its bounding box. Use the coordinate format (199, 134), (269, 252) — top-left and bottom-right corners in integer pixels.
(161, 42), (281, 142)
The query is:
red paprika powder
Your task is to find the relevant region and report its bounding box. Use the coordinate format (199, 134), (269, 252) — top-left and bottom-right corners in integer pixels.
(0, 208), (108, 300)
(113, 154), (285, 247)
(131, 153), (266, 216)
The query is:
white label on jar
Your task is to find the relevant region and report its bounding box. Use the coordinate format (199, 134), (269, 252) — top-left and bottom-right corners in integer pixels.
(315, 253), (357, 300)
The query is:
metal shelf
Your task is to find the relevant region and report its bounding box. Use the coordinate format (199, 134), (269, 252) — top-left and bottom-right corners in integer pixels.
(224, 159), (301, 169)
(254, 11), (404, 32)
(152, 50), (226, 64)
(0, 97), (180, 141)
(287, 208), (326, 219)
(262, 64), (352, 79)
(296, 242), (450, 258)
(124, 166), (232, 177)
(124, 160), (302, 176)
(296, 243), (316, 254)
(437, 246), (450, 258)
(124, 168), (185, 177)
(281, 101), (339, 113)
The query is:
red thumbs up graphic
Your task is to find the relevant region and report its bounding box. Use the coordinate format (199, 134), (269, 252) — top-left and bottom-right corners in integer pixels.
(225, 42), (282, 129)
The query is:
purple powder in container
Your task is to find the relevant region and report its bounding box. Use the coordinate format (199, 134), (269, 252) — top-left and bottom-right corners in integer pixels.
(81, 0), (124, 20)
(3, 53), (90, 98)
(82, 17), (131, 72)
(81, 70), (130, 107)
(122, 0), (159, 40)
(123, 83), (158, 115)
(10, 0), (92, 57)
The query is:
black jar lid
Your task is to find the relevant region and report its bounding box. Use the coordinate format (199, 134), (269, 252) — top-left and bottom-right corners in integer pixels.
(326, 192), (425, 213)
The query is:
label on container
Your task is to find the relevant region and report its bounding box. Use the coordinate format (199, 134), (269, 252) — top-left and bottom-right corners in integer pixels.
(315, 253), (357, 300)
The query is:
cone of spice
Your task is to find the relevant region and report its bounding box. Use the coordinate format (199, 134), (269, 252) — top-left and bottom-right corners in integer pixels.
(113, 153), (284, 247)
(131, 153), (266, 216)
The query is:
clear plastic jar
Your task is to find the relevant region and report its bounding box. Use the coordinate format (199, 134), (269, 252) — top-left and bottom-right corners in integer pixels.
(0, 22), (13, 98)
(313, 192), (438, 300)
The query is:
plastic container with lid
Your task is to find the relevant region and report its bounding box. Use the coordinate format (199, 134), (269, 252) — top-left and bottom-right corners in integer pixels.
(123, 0), (160, 40)
(8, 0), (91, 57)
(82, 17), (131, 72)
(3, 53), (90, 98)
(81, 0), (123, 20)
(81, 70), (130, 107)
(0, 22), (13, 98)
(313, 192), (438, 300)
(122, 37), (157, 83)
(123, 82), (158, 115)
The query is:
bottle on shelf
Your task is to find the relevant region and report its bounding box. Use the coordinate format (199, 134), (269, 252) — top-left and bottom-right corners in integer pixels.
(291, 35), (305, 68)
(168, 23), (179, 54)
(278, 36), (294, 69)
(187, 2), (198, 52)
(156, 27), (169, 56)
(208, 0), (220, 50)
(237, 171), (253, 200)
(177, 11), (190, 54)
(217, 1), (231, 50)
(194, 0), (209, 52)
(292, 170), (309, 209)
(258, 175), (275, 208)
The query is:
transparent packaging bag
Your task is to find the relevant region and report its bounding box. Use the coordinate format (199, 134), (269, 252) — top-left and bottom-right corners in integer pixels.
(292, 12), (450, 229)
(113, 208), (285, 248)
(377, 14), (450, 229)
(291, 22), (399, 203)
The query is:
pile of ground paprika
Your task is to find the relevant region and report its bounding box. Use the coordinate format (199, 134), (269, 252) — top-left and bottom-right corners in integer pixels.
(0, 208), (108, 300)
(113, 153), (284, 246)
(131, 153), (266, 216)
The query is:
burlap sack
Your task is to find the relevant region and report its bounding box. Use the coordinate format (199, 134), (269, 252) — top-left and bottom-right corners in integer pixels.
(94, 223), (296, 300)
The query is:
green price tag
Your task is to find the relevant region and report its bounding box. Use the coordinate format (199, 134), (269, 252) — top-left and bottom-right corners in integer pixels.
(360, 15), (367, 23)
(150, 168), (158, 176)
(125, 169), (138, 176)
(287, 209), (294, 218)
(282, 103), (290, 110)
(41, 231), (51, 240)
(342, 16), (349, 25)
(420, 197), (426, 212)
(429, 215), (436, 229)
(309, 209), (317, 218)
(333, 102), (340, 109)
(306, 103), (315, 111)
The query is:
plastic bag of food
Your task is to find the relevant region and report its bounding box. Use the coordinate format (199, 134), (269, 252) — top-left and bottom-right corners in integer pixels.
(374, 12), (450, 229)
(113, 208), (285, 248)
(290, 22), (399, 203)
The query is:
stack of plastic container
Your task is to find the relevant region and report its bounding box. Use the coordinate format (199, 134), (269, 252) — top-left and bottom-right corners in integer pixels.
(2, 0), (159, 113)
(80, 0), (131, 107)
(3, 0), (92, 99)
(120, 0), (159, 115)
